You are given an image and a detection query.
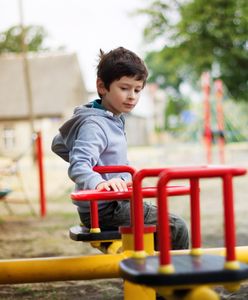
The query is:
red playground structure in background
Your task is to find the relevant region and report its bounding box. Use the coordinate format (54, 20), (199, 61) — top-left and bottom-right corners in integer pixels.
(202, 72), (225, 164)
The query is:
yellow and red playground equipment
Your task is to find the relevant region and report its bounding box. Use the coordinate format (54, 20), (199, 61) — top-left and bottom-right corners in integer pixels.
(202, 72), (226, 165)
(1, 164), (248, 300)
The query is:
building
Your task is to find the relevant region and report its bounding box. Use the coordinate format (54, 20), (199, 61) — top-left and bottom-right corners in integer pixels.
(0, 53), (166, 158)
(0, 52), (87, 157)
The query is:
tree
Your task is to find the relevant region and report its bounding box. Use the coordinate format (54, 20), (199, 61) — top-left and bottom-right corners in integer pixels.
(138, 0), (248, 101)
(164, 95), (189, 132)
(0, 25), (49, 53)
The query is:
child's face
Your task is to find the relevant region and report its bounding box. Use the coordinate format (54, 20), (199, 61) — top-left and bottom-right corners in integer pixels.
(99, 76), (144, 115)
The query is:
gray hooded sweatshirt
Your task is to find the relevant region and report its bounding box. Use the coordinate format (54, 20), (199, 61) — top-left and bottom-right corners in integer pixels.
(51, 100), (131, 213)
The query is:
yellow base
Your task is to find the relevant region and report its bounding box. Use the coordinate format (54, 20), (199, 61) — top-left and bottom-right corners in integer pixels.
(122, 232), (155, 255)
(90, 242), (101, 248)
(90, 228), (101, 233)
(155, 285), (220, 300)
(132, 250), (147, 259)
(224, 260), (240, 270)
(158, 264), (175, 274)
(191, 248), (203, 256)
(107, 241), (123, 254)
(184, 286), (220, 300)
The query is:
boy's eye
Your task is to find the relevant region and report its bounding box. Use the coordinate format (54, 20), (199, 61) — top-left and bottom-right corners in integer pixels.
(120, 86), (141, 93)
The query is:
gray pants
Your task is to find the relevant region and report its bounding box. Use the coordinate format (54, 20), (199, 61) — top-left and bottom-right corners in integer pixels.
(78, 200), (189, 250)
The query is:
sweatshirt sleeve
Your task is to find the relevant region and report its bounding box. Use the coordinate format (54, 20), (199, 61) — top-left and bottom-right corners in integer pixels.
(51, 133), (69, 162)
(68, 120), (107, 190)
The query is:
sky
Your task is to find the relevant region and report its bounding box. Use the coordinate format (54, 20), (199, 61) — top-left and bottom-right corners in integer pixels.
(0, 0), (151, 91)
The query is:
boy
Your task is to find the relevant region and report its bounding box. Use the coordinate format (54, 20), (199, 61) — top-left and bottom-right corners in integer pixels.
(52, 47), (189, 250)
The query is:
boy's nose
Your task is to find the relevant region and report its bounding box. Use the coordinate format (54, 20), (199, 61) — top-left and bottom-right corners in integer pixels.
(128, 90), (135, 99)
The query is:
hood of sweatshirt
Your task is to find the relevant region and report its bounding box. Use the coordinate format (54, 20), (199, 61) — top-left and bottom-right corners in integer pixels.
(59, 101), (125, 150)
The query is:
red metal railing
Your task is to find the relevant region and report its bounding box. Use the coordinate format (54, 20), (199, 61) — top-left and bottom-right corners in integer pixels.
(88, 165), (135, 229)
(131, 166), (206, 251)
(71, 166), (191, 231)
(154, 166), (246, 267)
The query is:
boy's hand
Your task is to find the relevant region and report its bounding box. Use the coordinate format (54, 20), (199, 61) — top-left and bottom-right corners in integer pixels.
(96, 178), (132, 192)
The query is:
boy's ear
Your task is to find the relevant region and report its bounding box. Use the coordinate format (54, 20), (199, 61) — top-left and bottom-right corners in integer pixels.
(96, 78), (106, 96)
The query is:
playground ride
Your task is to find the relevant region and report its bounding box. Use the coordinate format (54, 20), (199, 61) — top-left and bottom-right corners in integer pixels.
(70, 165), (190, 254)
(70, 166), (137, 253)
(120, 166), (248, 299)
(0, 165), (248, 300)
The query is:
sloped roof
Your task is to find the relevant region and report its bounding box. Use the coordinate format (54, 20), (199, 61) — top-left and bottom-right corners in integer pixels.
(0, 52), (87, 120)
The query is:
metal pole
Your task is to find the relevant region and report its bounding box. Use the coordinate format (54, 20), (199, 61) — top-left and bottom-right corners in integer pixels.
(2, 246), (248, 285)
(190, 178), (201, 252)
(222, 173), (236, 262)
(36, 131), (46, 217)
(215, 79), (225, 164)
(18, 0), (35, 135)
(0, 254), (121, 284)
(202, 72), (212, 164)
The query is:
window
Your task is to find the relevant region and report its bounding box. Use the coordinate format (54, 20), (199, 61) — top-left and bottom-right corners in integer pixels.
(3, 126), (15, 150)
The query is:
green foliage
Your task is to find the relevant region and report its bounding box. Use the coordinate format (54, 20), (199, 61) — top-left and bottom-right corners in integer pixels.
(138, 0), (248, 102)
(0, 25), (48, 53)
(164, 95), (189, 132)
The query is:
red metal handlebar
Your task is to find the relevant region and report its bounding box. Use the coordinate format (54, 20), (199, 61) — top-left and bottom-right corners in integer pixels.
(93, 165), (136, 175)
(71, 186), (190, 201)
(71, 165), (191, 231)
(88, 165), (136, 229)
(155, 166), (246, 267)
(131, 167), (197, 251)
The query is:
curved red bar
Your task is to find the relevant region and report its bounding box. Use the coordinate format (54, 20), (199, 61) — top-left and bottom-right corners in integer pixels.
(156, 166), (247, 267)
(93, 165), (136, 175)
(71, 186), (190, 201)
(72, 165), (192, 232)
(132, 168), (175, 252)
(86, 165), (136, 229)
(131, 167), (201, 251)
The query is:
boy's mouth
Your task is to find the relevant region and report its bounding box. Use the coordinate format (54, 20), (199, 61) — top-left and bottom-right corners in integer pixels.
(123, 103), (135, 109)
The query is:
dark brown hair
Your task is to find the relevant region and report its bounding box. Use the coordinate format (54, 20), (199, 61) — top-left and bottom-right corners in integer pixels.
(97, 47), (148, 94)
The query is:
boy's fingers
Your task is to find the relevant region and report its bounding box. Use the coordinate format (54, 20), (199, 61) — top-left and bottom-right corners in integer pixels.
(108, 179), (119, 191)
(111, 180), (126, 192)
(116, 182), (124, 191)
(110, 183), (119, 192)
(105, 185), (111, 191)
(97, 182), (110, 191)
(96, 183), (103, 191)
(97, 179), (129, 192)
(118, 180), (129, 191)
(121, 181), (128, 191)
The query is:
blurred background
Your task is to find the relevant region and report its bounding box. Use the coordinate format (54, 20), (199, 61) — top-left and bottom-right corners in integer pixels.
(0, 1), (247, 298)
(0, 0), (247, 154)
(0, 0), (247, 229)
(0, 0), (248, 217)
(0, 0), (247, 215)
